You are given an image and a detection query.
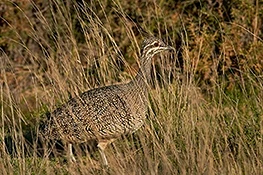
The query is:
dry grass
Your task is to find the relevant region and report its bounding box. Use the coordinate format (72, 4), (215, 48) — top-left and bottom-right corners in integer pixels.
(1, 0), (263, 174)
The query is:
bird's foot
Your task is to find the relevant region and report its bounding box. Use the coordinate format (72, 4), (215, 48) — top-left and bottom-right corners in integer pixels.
(102, 164), (110, 172)
(69, 155), (77, 163)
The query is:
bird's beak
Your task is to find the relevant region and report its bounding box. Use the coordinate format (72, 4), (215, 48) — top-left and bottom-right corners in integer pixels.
(161, 45), (175, 52)
(166, 45), (175, 51)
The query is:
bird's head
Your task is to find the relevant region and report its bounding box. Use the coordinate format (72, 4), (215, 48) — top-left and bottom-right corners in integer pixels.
(140, 37), (174, 61)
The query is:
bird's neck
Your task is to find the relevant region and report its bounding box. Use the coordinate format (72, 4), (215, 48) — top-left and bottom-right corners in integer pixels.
(130, 58), (152, 96)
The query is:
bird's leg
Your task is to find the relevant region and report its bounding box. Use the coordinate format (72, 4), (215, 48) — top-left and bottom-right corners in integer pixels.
(97, 139), (115, 167)
(68, 143), (76, 162)
(97, 141), (109, 167)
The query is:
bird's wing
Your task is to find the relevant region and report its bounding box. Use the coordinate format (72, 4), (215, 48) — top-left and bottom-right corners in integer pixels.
(46, 85), (134, 142)
(79, 86), (133, 139)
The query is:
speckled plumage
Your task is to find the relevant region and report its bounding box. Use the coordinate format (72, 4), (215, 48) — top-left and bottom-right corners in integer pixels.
(43, 84), (147, 142)
(41, 36), (174, 166)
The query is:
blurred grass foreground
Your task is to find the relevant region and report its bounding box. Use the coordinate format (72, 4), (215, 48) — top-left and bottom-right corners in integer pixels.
(0, 0), (263, 174)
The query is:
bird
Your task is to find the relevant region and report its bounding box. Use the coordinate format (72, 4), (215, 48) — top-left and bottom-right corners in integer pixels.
(40, 36), (174, 167)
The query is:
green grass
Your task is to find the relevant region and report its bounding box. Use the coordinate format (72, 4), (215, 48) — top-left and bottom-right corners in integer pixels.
(1, 0), (263, 174)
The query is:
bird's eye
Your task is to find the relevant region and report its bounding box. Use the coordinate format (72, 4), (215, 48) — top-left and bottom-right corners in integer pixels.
(153, 42), (159, 47)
